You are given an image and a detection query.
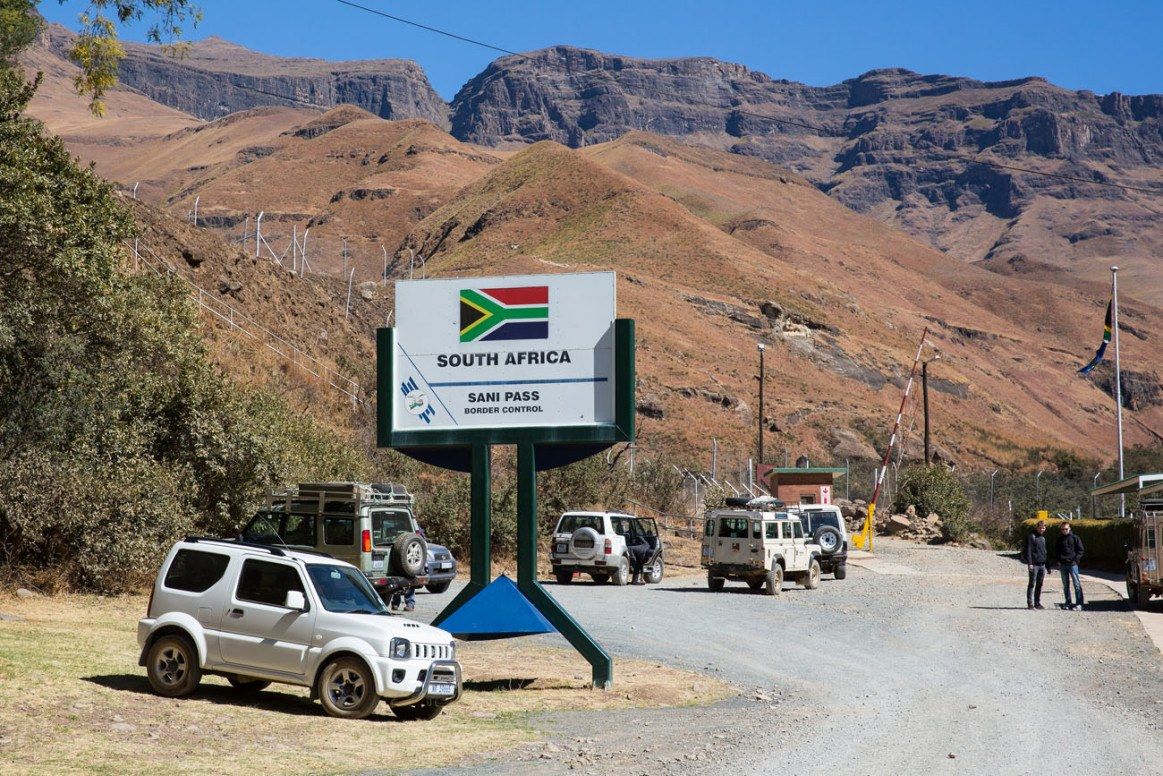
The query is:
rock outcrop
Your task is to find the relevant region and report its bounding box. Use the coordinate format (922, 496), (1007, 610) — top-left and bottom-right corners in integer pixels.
(45, 25), (449, 126)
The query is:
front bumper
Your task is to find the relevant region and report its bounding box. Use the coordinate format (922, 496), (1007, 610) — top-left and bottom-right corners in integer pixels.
(383, 658), (462, 707)
(423, 561), (458, 584)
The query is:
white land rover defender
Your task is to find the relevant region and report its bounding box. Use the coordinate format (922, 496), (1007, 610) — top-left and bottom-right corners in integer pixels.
(701, 509), (823, 595)
(138, 537), (461, 720)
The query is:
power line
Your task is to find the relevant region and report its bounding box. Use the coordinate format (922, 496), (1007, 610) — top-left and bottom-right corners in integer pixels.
(331, 0), (1162, 197)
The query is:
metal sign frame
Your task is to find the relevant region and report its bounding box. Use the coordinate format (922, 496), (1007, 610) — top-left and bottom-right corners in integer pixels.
(375, 315), (635, 689)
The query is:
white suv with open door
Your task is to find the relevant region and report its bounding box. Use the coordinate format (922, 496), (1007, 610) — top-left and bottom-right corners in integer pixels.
(138, 537), (461, 720)
(549, 512), (664, 586)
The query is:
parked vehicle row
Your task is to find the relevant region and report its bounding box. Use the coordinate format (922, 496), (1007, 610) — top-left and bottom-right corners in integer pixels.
(139, 484), (848, 722)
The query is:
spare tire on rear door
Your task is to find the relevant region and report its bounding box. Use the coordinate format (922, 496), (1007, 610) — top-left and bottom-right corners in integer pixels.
(391, 532), (427, 578)
(569, 527), (601, 560)
(813, 526), (842, 555)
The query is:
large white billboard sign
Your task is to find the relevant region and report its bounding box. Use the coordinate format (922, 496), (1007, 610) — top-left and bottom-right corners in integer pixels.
(393, 272), (616, 431)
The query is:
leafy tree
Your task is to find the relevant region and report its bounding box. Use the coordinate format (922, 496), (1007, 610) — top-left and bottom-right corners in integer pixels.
(3, 0), (199, 114)
(0, 0), (40, 66)
(0, 70), (361, 591)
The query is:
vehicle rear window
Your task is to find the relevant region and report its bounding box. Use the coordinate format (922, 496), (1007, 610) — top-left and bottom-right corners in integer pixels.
(809, 511), (841, 530)
(236, 559), (305, 607)
(372, 510), (412, 546)
(242, 512), (315, 546)
(323, 517), (354, 546)
(717, 517), (750, 538)
(558, 514), (602, 533)
(164, 549), (230, 593)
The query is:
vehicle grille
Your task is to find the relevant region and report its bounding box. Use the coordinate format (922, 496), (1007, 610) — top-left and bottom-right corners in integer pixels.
(415, 642), (453, 660)
(434, 551), (451, 561)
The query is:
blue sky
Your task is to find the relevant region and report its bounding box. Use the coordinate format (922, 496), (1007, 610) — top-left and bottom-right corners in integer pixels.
(41, 1), (1163, 100)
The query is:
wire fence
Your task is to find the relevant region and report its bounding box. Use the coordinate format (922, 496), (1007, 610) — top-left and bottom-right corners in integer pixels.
(125, 235), (366, 406)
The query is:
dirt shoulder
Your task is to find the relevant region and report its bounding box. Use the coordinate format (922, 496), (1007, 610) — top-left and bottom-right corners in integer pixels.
(0, 594), (731, 776)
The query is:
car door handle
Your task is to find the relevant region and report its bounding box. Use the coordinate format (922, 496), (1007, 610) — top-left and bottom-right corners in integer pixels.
(228, 608), (244, 618)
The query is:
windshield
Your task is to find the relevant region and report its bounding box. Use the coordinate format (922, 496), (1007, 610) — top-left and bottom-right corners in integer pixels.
(306, 564), (389, 614)
(372, 510), (413, 546)
(557, 514), (602, 533)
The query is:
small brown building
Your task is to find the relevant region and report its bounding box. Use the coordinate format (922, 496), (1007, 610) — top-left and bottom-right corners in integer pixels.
(763, 467), (846, 506)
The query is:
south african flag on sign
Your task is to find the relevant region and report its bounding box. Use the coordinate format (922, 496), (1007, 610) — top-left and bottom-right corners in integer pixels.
(459, 286), (549, 342)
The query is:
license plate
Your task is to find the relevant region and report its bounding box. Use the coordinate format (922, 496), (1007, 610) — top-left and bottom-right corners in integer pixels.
(372, 560), (384, 570)
(428, 683), (455, 696)
(438, 562), (451, 570)
(556, 542), (567, 553)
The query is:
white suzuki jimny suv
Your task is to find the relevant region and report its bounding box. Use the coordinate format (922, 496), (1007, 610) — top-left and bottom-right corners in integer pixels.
(138, 537), (461, 720)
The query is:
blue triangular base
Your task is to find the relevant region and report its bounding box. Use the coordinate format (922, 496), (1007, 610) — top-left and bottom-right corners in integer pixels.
(439, 575), (557, 641)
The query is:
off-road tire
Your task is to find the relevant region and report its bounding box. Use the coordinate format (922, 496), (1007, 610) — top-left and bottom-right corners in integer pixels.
(612, 556), (631, 586)
(591, 573), (611, 585)
(317, 657), (379, 720)
(146, 634), (202, 698)
(1127, 572), (1137, 601)
(747, 578), (765, 592)
(425, 581), (451, 594)
(834, 562), (848, 580)
(391, 532), (427, 578)
(765, 563), (784, 596)
(813, 526), (842, 555)
(803, 559), (821, 589)
(708, 571), (725, 592)
(392, 702), (444, 721)
(555, 570), (574, 585)
(644, 557), (664, 584)
(226, 675), (271, 693)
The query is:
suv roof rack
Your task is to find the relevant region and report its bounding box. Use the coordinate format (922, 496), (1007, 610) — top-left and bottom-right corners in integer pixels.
(185, 536), (286, 557)
(267, 481), (415, 516)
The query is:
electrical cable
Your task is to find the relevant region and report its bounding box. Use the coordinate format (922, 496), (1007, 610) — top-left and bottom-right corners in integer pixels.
(331, 0), (1163, 197)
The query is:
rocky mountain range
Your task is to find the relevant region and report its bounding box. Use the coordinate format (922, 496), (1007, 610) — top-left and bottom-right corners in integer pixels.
(43, 24), (449, 128)
(32, 26), (1163, 303)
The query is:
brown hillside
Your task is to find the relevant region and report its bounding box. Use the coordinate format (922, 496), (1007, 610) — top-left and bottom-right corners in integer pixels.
(395, 138), (1163, 467)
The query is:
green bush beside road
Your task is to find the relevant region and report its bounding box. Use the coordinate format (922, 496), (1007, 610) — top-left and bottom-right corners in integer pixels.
(1018, 517), (1135, 571)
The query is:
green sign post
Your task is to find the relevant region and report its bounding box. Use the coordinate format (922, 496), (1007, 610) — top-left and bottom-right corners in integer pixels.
(377, 272), (634, 688)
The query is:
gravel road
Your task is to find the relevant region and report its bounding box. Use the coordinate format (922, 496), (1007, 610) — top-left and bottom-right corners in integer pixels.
(407, 539), (1163, 775)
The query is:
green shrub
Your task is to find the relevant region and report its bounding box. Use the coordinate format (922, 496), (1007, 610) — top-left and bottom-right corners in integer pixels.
(893, 465), (971, 541)
(1017, 518), (1135, 571)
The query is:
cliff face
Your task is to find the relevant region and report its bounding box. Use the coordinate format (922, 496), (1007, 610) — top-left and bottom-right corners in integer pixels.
(44, 25), (449, 127)
(449, 48), (1163, 302)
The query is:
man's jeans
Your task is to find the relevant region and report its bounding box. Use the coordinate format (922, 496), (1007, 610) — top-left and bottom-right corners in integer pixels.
(1060, 563), (1084, 607)
(1027, 564), (1046, 606)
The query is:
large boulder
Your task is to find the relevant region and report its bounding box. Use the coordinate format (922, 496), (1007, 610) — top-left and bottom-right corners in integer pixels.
(883, 514), (912, 535)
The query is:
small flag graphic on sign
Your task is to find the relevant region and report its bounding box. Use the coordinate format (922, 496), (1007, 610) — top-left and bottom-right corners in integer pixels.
(1078, 298), (1113, 375)
(459, 286), (549, 342)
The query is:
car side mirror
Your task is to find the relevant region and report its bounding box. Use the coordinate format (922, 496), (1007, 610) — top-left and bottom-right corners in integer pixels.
(285, 590), (307, 611)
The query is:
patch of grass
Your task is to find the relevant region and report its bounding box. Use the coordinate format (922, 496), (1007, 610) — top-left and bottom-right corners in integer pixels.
(0, 594), (732, 775)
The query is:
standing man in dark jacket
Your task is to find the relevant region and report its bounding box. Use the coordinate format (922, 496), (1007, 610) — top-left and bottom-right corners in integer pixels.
(1020, 520), (1049, 609)
(1055, 521), (1086, 610)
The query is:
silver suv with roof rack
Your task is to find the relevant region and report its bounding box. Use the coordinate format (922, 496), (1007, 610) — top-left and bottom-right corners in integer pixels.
(241, 482), (458, 597)
(138, 537), (461, 720)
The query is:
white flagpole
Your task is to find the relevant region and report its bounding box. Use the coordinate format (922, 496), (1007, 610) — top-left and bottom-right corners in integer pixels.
(1112, 266), (1125, 517)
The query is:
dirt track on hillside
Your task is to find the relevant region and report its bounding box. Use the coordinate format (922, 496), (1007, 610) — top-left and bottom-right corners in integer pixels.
(408, 538), (1163, 776)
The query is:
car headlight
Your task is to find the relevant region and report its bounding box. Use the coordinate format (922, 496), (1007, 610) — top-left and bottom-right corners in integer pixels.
(389, 637), (411, 659)
(449, 642), (457, 659)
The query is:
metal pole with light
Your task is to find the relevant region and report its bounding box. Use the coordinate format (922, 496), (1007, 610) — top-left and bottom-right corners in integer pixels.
(1036, 469), (1044, 507)
(990, 469), (999, 513)
(757, 342), (765, 473)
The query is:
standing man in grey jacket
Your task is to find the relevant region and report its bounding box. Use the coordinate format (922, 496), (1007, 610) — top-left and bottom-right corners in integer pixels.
(1020, 520), (1049, 610)
(1055, 521), (1086, 610)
